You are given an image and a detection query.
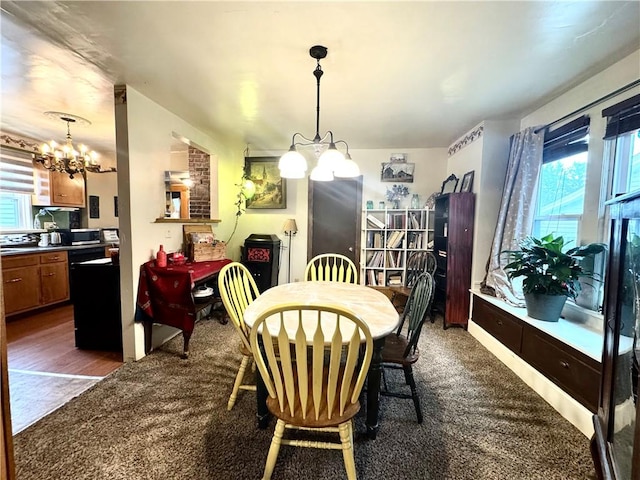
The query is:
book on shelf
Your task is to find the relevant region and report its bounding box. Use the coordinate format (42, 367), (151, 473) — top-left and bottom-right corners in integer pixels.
(374, 232), (382, 248)
(366, 214), (386, 229)
(387, 230), (405, 249)
(409, 212), (421, 229)
(387, 274), (402, 286)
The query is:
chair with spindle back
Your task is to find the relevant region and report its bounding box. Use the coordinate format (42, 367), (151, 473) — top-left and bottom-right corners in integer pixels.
(304, 253), (358, 283)
(389, 250), (436, 315)
(250, 303), (373, 480)
(218, 262), (261, 410)
(381, 272), (434, 423)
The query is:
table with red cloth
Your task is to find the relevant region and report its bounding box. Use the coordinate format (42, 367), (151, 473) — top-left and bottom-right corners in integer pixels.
(136, 259), (232, 358)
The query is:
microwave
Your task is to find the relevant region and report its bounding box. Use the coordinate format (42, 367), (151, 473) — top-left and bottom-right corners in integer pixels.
(65, 228), (102, 246)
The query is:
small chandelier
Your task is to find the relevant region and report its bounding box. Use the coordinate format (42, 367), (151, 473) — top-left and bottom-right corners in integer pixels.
(33, 111), (115, 179)
(279, 45), (359, 181)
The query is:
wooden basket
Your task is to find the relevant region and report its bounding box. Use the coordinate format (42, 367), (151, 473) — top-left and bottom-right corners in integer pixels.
(183, 225), (226, 262)
(189, 241), (226, 262)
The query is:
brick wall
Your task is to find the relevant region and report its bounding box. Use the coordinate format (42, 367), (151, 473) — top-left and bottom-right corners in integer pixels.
(188, 146), (210, 218)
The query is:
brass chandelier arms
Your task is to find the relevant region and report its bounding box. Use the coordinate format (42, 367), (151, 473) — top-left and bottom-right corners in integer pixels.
(32, 111), (116, 179)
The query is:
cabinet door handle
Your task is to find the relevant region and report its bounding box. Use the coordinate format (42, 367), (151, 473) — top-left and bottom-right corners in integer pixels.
(57, 193), (68, 197)
(496, 320), (503, 326)
(6, 277), (22, 283)
(560, 360), (570, 369)
(45, 256), (60, 261)
(43, 273), (56, 277)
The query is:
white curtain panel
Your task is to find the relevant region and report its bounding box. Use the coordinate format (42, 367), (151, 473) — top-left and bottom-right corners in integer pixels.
(481, 126), (544, 306)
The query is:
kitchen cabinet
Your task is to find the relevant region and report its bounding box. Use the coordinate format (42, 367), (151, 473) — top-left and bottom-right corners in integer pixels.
(592, 191), (640, 480)
(39, 252), (69, 305)
(1, 251), (69, 315)
(32, 164), (86, 207)
(2, 255), (40, 314)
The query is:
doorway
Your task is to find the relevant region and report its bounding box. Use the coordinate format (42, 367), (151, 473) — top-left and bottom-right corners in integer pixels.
(308, 177), (362, 267)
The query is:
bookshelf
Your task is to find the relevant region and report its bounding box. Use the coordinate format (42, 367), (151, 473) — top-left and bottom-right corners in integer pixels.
(361, 208), (434, 287)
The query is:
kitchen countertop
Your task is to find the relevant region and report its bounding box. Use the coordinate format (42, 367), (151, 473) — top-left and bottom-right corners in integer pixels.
(0, 243), (115, 257)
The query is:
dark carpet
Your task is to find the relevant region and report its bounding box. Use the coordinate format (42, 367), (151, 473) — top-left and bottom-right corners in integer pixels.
(14, 317), (595, 479)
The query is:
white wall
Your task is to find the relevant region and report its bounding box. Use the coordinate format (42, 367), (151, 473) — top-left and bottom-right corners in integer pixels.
(238, 147), (448, 284)
(447, 120), (520, 288)
(520, 49), (640, 245)
(115, 85), (241, 361)
(86, 172), (118, 229)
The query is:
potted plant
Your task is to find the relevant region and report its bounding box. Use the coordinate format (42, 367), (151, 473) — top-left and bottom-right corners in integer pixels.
(503, 234), (607, 321)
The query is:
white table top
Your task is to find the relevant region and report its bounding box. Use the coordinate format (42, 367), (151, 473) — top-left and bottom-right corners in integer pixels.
(244, 282), (399, 340)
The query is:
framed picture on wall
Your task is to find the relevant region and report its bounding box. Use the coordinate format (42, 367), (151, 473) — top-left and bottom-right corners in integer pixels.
(461, 170), (475, 192)
(381, 162), (415, 183)
(245, 156), (287, 209)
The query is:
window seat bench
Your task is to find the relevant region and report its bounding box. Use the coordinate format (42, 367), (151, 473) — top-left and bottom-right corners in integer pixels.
(468, 291), (627, 437)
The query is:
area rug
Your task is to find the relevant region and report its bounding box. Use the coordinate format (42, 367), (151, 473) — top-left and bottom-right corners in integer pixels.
(9, 369), (101, 434)
(13, 317), (596, 479)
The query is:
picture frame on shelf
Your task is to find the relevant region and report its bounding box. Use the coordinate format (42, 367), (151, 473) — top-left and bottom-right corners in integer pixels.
(439, 174), (459, 194)
(460, 170), (475, 193)
(245, 156), (287, 209)
(381, 162), (415, 183)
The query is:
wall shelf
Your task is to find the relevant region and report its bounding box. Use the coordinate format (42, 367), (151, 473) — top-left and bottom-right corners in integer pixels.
(154, 218), (221, 224)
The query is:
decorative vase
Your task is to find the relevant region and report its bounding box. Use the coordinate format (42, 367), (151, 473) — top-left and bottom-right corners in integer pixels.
(392, 199), (400, 209)
(411, 194), (420, 209)
(524, 293), (567, 322)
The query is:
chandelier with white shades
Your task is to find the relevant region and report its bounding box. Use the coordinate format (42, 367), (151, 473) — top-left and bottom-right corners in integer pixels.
(279, 45), (360, 181)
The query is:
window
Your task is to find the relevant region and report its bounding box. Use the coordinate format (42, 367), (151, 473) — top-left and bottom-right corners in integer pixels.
(533, 116), (590, 250)
(604, 93), (640, 197)
(0, 147), (34, 230)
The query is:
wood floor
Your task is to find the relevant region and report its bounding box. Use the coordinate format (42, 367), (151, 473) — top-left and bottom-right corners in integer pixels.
(6, 303), (123, 376)
(6, 303), (123, 433)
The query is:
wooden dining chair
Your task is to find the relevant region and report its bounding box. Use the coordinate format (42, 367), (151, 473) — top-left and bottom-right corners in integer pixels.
(218, 262), (261, 410)
(304, 253), (358, 283)
(381, 272), (434, 424)
(389, 250), (436, 314)
(250, 303), (373, 480)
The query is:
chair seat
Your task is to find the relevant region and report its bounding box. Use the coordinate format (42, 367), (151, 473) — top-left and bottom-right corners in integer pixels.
(382, 334), (419, 365)
(266, 367), (361, 428)
(389, 285), (411, 297)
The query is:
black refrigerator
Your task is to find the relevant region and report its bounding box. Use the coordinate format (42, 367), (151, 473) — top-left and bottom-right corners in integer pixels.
(70, 258), (122, 352)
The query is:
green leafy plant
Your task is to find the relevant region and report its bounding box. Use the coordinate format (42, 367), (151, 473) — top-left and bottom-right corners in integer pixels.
(503, 234), (607, 299)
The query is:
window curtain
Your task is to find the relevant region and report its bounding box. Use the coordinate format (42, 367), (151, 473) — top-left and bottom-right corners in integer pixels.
(480, 126), (544, 306)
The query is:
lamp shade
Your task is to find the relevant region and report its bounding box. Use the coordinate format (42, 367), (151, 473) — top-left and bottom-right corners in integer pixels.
(279, 150), (307, 177)
(283, 218), (298, 234)
(334, 158), (360, 178)
(310, 164), (334, 181)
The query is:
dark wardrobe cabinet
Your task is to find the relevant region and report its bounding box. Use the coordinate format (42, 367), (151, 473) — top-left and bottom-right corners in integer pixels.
(592, 191), (640, 480)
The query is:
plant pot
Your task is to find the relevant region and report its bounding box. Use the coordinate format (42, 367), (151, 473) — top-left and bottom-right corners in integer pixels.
(524, 293), (568, 322)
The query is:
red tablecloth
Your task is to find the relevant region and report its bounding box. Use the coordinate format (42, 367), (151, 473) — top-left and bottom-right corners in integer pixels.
(136, 259), (232, 333)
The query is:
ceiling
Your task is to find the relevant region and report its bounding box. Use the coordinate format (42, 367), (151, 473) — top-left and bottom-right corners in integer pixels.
(1, 1), (639, 159)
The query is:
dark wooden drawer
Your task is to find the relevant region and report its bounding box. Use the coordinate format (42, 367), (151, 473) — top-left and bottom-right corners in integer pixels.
(472, 296), (523, 353)
(521, 326), (600, 412)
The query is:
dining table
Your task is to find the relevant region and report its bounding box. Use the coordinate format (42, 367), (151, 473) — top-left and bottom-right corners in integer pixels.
(243, 281), (399, 439)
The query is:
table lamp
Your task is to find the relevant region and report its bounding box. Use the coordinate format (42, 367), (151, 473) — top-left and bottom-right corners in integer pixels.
(283, 218), (298, 283)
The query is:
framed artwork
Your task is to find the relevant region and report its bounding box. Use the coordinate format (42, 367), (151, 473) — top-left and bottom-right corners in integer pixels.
(245, 156), (287, 209)
(381, 162), (415, 183)
(461, 170), (475, 192)
(89, 195), (100, 218)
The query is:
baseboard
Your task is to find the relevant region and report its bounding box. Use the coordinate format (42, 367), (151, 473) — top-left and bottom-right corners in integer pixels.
(468, 319), (594, 437)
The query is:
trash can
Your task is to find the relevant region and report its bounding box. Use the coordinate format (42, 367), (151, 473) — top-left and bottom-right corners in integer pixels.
(242, 234), (281, 292)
